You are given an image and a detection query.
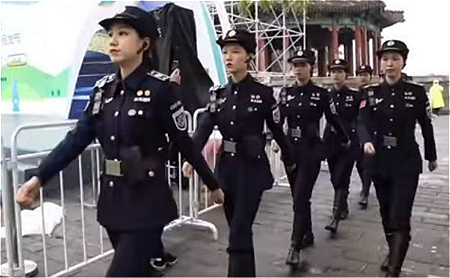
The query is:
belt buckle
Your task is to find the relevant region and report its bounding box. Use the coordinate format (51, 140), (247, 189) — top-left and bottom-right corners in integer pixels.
(105, 159), (123, 177)
(383, 136), (397, 147)
(290, 129), (301, 138)
(223, 140), (237, 153)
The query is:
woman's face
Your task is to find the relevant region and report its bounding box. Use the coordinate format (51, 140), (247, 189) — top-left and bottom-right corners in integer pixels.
(107, 23), (149, 66)
(357, 72), (372, 87)
(222, 43), (249, 75)
(330, 68), (347, 86)
(292, 62), (311, 82)
(380, 52), (404, 80)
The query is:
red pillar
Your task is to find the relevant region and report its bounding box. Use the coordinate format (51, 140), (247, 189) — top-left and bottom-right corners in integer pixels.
(361, 26), (367, 64)
(373, 33), (381, 75)
(331, 23), (339, 60)
(354, 25), (362, 68)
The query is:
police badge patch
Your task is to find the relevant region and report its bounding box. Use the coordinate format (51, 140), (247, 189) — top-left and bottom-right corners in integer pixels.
(172, 107), (187, 131)
(272, 106), (281, 124)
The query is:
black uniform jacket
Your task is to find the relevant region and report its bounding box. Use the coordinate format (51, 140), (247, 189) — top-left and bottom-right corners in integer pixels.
(323, 85), (360, 153)
(193, 74), (294, 193)
(280, 80), (349, 160)
(357, 79), (437, 176)
(37, 64), (219, 230)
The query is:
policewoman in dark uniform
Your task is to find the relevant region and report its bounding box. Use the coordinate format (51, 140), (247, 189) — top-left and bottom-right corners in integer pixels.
(323, 59), (359, 234)
(184, 29), (295, 277)
(355, 65), (374, 209)
(280, 50), (349, 266)
(16, 6), (224, 277)
(358, 40), (437, 277)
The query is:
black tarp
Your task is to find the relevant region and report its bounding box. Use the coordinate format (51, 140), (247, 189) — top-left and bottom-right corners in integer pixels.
(150, 3), (214, 114)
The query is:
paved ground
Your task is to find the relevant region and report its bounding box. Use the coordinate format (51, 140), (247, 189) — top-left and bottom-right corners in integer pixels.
(1, 115), (448, 277)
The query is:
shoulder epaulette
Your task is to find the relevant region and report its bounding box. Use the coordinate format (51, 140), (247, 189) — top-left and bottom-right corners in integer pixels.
(405, 80), (424, 88)
(209, 84), (226, 93)
(148, 70), (169, 82)
(94, 73), (115, 89)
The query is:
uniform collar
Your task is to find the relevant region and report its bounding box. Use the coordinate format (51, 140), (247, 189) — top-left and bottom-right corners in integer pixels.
(117, 63), (150, 91)
(229, 73), (254, 86)
(382, 78), (405, 89)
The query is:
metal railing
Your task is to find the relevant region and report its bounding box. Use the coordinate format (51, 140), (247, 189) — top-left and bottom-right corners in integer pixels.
(0, 110), (222, 277)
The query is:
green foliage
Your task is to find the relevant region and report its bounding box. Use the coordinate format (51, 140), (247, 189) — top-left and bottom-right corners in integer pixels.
(237, 0), (310, 18)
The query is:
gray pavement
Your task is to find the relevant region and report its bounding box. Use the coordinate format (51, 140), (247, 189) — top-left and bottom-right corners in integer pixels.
(2, 115), (448, 277)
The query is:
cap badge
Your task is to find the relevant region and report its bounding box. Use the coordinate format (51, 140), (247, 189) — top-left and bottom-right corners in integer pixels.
(335, 60), (341, 64)
(387, 40), (395, 46)
(228, 30), (236, 37)
(297, 50), (303, 56)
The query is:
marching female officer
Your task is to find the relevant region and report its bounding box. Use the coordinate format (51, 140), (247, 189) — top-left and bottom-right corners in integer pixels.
(280, 50), (349, 266)
(323, 59), (359, 234)
(358, 40), (437, 277)
(184, 29), (296, 277)
(16, 6), (224, 277)
(355, 65), (374, 209)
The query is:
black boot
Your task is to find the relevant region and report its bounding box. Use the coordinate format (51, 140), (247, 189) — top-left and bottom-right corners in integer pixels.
(340, 190), (349, 219)
(358, 194), (368, 209)
(285, 245), (300, 266)
(381, 233), (393, 271)
(325, 206), (340, 234)
(301, 232), (314, 248)
(228, 251), (255, 277)
(386, 233), (410, 277)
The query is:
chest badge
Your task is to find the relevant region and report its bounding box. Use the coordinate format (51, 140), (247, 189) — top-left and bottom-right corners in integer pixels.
(250, 94), (263, 104)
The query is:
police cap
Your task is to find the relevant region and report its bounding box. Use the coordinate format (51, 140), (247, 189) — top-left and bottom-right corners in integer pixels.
(216, 29), (256, 54)
(287, 49), (315, 65)
(99, 6), (158, 39)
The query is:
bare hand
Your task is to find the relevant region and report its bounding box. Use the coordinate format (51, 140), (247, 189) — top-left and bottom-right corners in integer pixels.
(210, 188), (225, 204)
(364, 142), (376, 156)
(428, 160), (438, 172)
(16, 176), (41, 209)
(170, 68), (181, 85)
(182, 161), (194, 178)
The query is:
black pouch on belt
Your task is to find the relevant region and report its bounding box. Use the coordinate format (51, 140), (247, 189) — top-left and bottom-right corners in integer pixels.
(240, 135), (266, 161)
(120, 145), (146, 186)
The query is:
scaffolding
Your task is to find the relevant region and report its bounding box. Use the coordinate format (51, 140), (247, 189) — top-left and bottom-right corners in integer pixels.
(206, 0), (307, 84)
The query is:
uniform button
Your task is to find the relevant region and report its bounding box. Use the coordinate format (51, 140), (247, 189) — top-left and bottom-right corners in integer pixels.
(110, 135), (115, 141)
(120, 90), (124, 95)
(138, 110), (143, 116)
(230, 153), (235, 157)
(337, 94), (340, 97)
(374, 131), (377, 135)
(232, 105), (236, 110)
(299, 103), (302, 106)
(391, 93), (395, 97)
(300, 93), (304, 96)
(254, 107), (258, 111)
(148, 171), (155, 177)
(390, 104), (394, 108)
(388, 132), (393, 136)
(387, 146), (392, 149)
(230, 121), (234, 125)
(389, 118), (394, 122)
(234, 91), (238, 95)
(109, 181), (114, 187)
(114, 111), (119, 117)
(297, 115), (300, 118)
(230, 138), (234, 141)
(287, 104), (290, 107)
(294, 138), (298, 141)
